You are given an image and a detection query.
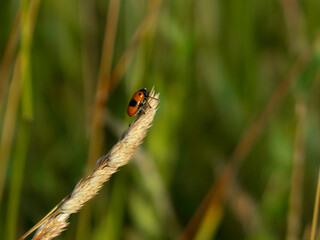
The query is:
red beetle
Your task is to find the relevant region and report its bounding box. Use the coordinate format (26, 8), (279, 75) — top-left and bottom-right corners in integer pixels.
(127, 88), (150, 117)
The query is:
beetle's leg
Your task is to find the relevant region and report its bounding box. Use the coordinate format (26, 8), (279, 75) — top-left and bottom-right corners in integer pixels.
(148, 96), (159, 101)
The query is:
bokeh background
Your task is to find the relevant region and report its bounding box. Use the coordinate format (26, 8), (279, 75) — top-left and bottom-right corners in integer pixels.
(0, 0), (320, 239)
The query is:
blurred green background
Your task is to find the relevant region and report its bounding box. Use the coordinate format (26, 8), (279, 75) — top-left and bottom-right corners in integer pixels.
(0, 0), (320, 239)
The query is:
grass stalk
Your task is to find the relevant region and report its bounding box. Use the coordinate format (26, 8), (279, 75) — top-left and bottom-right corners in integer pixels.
(19, 89), (159, 240)
(107, 0), (162, 94)
(79, 0), (98, 135)
(20, 0), (34, 119)
(0, 57), (22, 205)
(286, 101), (306, 240)
(229, 180), (261, 234)
(0, 12), (20, 111)
(279, 0), (304, 53)
(3, 0), (35, 237)
(0, 0), (39, 206)
(76, 0), (121, 238)
(0, 0), (40, 112)
(310, 168), (320, 240)
(87, 0), (121, 167)
(4, 121), (30, 240)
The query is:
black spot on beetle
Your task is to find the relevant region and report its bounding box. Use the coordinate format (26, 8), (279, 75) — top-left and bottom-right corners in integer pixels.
(129, 99), (138, 107)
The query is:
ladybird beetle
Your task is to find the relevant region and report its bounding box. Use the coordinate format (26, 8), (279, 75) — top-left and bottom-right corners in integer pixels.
(127, 88), (150, 117)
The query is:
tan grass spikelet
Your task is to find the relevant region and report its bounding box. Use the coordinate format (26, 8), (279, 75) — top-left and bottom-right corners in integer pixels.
(20, 88), (159, 240)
